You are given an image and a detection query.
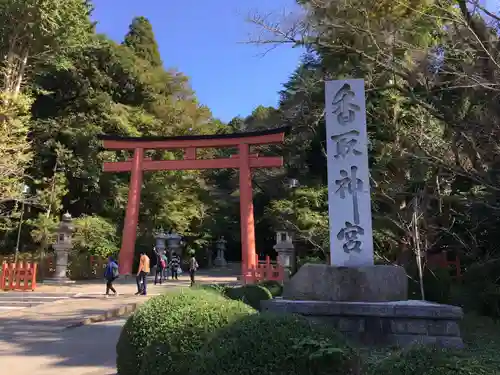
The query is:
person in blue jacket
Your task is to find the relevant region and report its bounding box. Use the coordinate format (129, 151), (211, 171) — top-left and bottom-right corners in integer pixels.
(104, 256), (119, 296)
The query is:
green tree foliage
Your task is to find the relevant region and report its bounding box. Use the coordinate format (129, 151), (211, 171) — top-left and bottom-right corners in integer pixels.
(0, 0), (93, 97)
(123, 16), (163, 67)
(27, 171), (68, 251)
(242, 0), (500, 281)
(73, 215), (118, 257)
(0, 3), (230, 259)
(0, 94), (31, 204)
(266, 187), (329, 257)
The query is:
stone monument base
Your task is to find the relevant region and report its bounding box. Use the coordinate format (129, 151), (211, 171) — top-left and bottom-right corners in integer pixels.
(283, 263), (408, 302)
(261, 299), (464, 348)
(214, 258), (228, 267)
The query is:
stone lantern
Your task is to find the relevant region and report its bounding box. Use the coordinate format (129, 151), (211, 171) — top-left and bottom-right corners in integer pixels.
(214, 236), (228, 267)
(273, 230), (296, 279)
(166, 230), (182, 258)
(154, 227), (168, 252)
(47, 212), (75, 283)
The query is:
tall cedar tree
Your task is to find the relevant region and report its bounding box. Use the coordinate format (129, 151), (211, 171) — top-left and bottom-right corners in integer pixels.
(123, 16), (162, 66)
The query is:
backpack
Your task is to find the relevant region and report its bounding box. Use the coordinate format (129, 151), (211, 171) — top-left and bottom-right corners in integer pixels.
(111, 264), (119, 278)
(160, 258), (166, 268)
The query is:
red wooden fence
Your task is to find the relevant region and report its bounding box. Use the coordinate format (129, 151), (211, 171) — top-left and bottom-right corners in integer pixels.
(0, 254), (107, 280)
(0, 262), (37, 291)
(427, 251), (462, 279)
(243, 255), (284, 284)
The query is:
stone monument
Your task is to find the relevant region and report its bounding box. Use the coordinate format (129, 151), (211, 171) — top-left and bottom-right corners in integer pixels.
(262, 79), (464, 348)
(166, 230), (182, 258)
(45, 212), (75, 284)
(273, 231), (295, 279)
(214, 236), (228, 267)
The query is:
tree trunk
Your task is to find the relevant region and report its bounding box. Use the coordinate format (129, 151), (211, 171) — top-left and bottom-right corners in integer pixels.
(12, 48), (29, 98)
(2, 46), (29, 100)
(412, 196), (425, 300)
(3, 50), (15, 98)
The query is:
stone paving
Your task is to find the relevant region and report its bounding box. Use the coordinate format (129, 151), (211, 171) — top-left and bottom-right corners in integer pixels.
(0, 317), (125, 375)
(35, 271), (237, 294)
(0, 268), (238, 374)
(0, 292), (74, 312)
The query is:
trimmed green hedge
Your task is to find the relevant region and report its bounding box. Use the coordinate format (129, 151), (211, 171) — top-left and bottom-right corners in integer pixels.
(191, 313), (358, 375)
(138, 343), (170, 375)
(367, 346), (491, 375)
(116, 289), (255, 375)
(193, 283), (228, 294)
(257, 280), (283, 297)
(224, 284), (273, 310)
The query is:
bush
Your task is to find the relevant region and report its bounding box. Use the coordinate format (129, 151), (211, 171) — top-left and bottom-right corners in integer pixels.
(116, 288), (255, 375)
(407, 265), (453, 304)
(138, 343), (170, 375)
(191, 313), (359, 375)
(192, 283), (228, 294)
(224, 284), (273, 310)
(258, 280), (283, 297)
(460, 259), (500, 317)
(367, 345), (491, 375)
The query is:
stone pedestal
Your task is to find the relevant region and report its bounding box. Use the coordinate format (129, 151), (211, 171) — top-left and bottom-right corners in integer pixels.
(214, 236), (227, 267)
(283, 263), (407, 302)
(44, 246), (75, 284)
(261, 299), (464, 348)
(265, 263), (464, 348)
(53, 247), (69, 279)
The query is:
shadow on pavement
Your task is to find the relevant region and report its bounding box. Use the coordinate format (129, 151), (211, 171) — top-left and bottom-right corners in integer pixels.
(0, 312), (124, 372)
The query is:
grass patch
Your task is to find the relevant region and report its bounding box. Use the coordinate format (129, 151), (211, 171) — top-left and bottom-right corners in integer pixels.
(460, 313), (500, 369)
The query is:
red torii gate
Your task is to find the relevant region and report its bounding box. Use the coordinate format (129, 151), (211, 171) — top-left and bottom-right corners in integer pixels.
(98, 127), (286, 280)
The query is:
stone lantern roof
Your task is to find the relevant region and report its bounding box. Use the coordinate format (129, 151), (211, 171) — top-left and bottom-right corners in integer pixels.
(57, 212), (74, 234)
(166, 230), (181, 239)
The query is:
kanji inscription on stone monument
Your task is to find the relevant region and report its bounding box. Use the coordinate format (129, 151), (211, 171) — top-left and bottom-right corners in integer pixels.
(325, 79), (374, 266)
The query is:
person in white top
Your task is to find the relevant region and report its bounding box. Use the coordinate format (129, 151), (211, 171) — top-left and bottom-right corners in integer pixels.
(189, 254), (199, 287)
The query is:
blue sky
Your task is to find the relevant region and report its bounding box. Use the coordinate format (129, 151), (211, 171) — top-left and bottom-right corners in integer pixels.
(91, 0), (304, 123)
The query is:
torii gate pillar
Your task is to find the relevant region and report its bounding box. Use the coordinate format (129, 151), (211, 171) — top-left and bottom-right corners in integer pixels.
(239, 143), (256, 274)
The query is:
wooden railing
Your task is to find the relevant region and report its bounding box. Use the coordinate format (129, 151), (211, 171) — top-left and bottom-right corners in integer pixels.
(427, 251), (462, 279)
(243, 255), (284, 284)
(0, 262), (37, 291)
(0, 253), (107, 280)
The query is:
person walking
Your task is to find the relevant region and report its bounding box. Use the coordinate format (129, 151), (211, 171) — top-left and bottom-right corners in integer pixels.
(104, 256), (119, 296)
(188, 252), (199, 287)
(135, 251), (150, 296)
(169, 252), (180, 280)
(154, 247), (166, 285)
(161, 250), (169, 280)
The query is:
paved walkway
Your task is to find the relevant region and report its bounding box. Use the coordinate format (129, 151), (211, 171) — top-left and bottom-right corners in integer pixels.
(0, 269), (238, 373)
(34, 271), (237, 294)
(0, 292), (74, 312)
(0, 317), (125, 375)
(0, 296), (144, 373)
